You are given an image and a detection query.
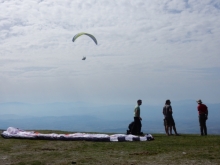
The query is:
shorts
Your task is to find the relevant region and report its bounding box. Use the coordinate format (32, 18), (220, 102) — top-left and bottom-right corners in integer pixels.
(164, 117), (175, 127)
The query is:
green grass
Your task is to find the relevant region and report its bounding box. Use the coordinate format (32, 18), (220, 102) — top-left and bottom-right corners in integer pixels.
(0, 131), (220, 165)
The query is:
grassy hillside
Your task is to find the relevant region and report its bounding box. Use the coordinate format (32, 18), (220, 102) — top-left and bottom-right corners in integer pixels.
(0, 130), (220, 165)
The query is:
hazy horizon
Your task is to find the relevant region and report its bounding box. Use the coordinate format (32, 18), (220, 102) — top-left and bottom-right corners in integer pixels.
(1, 100), (219, 134)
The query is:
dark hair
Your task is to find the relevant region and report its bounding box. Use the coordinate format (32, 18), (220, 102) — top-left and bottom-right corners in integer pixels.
(137, 99), (142, 103)
(165, 99), (171, 104)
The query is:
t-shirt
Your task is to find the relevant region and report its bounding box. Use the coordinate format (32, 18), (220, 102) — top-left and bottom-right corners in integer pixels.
(197, 104), (208, 115)
(134, 105), (140, 117)
(163, 105), (173, 118)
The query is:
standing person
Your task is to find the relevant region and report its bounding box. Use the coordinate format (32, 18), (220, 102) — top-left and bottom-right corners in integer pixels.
(196, 99), (208, 136)
(163, 100), (179, 136)
(131, 99), (143, 135)
(163, 118), (179, 135)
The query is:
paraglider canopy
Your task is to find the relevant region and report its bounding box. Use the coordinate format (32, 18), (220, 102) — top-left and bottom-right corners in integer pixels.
(72, 32), (97, 45)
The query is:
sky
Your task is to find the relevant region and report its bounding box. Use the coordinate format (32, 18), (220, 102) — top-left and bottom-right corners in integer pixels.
(0, 0), (220, 106)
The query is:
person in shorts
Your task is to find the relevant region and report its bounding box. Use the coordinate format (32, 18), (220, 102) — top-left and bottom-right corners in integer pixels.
(163, 100), (179, 136)
(163, 116), (178, 135)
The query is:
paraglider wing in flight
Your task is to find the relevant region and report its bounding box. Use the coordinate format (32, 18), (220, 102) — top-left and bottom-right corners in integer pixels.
(72, 32), (97, 45)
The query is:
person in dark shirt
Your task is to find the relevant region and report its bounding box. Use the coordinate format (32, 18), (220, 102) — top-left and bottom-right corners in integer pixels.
(163, 100), (179, 136)
(196, 99), (208, 136)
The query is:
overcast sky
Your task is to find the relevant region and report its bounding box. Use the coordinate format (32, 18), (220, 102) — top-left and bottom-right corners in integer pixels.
(0, 0), (220, 105)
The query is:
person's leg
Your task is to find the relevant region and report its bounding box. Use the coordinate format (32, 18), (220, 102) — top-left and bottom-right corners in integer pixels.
(200, 126), (204, 135)
(199, 116), (205, 135)
(137, 119), (141, 134)
(173, 125), (179, 135)
(164, 119), (166, 133)
(202, 118), (207, 135)
(165, 125), (169, 135)
(132, 117), (140, 135)
(165, 119), (170, 136)
(169, 126), (172, 135)
(204, 116), (207, 135)
(204, 120), (207, 135)
(131, 117), (137, 135)
(171, 118), (179, 135)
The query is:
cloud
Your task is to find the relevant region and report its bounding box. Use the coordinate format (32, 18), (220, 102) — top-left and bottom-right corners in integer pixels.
(0, 0), (220, 105)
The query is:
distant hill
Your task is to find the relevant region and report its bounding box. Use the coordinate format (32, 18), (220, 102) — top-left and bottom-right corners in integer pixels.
(0, 100), (219, 134)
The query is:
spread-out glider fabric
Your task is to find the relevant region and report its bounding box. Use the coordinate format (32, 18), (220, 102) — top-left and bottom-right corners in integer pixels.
(1, 127), (154, 142)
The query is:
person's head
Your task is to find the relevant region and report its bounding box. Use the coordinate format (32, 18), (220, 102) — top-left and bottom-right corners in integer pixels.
(137, 99), (142, 105)
(165, 99), (171, 105)
(196, 99), (202, 104)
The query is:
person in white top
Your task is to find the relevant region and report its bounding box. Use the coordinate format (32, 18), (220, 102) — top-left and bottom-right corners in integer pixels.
(131, 99), (143, 135)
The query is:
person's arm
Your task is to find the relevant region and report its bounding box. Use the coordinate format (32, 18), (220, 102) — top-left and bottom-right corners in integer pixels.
(206, 106), (208, 117)
(169, 106), (173, 113)
(163, 107), (165, 116)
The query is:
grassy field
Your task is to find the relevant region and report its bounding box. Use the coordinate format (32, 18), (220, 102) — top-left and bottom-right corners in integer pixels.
(0, 130), (220, 165)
